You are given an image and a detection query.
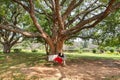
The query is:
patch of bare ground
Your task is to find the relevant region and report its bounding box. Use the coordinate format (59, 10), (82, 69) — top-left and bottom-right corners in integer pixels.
(0, 59), (120, 80)
(58, 59), (120, 80)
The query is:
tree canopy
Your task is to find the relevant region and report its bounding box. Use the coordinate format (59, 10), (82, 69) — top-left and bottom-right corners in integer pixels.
(0, 0), (120, 54)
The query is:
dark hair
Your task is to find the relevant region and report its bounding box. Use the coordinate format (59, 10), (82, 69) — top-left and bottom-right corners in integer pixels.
(58, 53), (64, 57)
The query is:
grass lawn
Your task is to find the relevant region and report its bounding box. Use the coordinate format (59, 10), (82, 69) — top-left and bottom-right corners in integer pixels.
(66, 52), (120, 60)
(0, 52), (48, 79)
(0, 52), (120, 80)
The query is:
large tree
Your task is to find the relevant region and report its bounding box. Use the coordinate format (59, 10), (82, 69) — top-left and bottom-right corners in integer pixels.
(0, 0), (120, 55)
(0, 29), (23, 53)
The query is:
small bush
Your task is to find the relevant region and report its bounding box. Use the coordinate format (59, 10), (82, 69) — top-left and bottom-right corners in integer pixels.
(109, 49), (114, 53)
(92, 49), (97, 53)
(14, 49), (21, 52)
(32, 49), (38, 52)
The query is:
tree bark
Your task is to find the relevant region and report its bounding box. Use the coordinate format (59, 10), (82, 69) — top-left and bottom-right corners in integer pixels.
(3, 44), (12, 53)
(48, 39), (64, 54)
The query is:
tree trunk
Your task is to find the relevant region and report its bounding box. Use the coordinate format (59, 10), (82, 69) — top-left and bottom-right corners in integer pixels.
(48, 38), (64, 54)
(47, 38), (66, 65)
(3, 44), (12, 53)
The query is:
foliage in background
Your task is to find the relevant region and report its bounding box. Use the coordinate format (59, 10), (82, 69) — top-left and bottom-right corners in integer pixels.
(79, 9), (120, 48)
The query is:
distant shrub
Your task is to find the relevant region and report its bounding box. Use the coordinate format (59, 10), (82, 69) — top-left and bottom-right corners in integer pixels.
(109, 49), (114, 53)
(32, 49), (38, 52)
(92, 49), (97, 53)
(14, 49), (21, 52)
(105, 47), (116, 52)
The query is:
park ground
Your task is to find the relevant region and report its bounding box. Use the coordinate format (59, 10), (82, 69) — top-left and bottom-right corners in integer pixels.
(0, 52), (120, 80)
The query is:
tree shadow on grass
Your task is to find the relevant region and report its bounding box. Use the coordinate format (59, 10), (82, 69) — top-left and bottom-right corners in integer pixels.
(0, 52), (120, 80)
(56, 58), (120, 80)
(0, 52), (47, 74)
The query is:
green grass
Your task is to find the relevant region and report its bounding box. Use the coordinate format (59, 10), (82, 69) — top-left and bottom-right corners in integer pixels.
(0, 51), (120, 79)
(66, 52), (120, 60)
(0, 52), (48, 79)
(103, 75), (120, 80)
(0, 52), (47, 71)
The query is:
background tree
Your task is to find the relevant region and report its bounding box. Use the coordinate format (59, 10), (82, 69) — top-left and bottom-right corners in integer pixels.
(0, 1), (24, 53)
(0, 0), (120, 55)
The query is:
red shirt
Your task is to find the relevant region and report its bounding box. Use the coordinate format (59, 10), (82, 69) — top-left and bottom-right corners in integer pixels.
(54, 56), (63, 64)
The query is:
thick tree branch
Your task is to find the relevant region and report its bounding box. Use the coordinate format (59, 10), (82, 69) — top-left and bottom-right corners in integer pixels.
(0, 24), (41, 37)
(54, 0), (64, 30)
(81, 0), (118, 30)
(28, 0), (51, 39)
(65, 0), (116, 36)
(62, 0), (84, 21)
(12, 0), (45, 37)
(13, 0), (54, 50)
(66, 5), (105, 27)
(12, 0), (30, 12)
(66, 12), (103, 34)
(62, 0), (76, 21)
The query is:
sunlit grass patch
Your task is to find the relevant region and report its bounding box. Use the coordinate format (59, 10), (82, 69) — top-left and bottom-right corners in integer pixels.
(0, 52), (47, 72)
(102, 75), (120, 80)
(66, 52), (120, 60)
